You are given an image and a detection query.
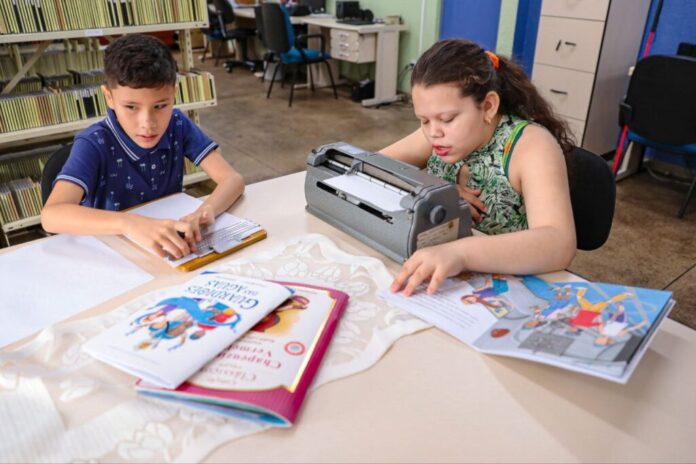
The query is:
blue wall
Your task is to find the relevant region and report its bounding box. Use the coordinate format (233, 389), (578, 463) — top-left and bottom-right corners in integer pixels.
(636, 0), (696, 166)
(512, 0), (541, 76)
(439, 0), (501, 51)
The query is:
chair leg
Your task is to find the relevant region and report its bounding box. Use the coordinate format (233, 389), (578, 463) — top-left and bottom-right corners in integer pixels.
(678, 174), (696, 218)
(323, 60), (338, 99)
(308, 63), (315, 92)
(201, 41), (209, 62)
(289, 65), (297, 107)
(214, 41), (224, 67)
(267, 62), (281, 99)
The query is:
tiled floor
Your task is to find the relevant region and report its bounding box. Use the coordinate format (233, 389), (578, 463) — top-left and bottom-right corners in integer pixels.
(196, 57), (696, 330)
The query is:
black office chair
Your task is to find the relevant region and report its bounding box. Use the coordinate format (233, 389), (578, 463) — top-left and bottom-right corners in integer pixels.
(614, 54), (696, 217)
(203, 0), (258, 71)
(567, 147), (616, 250)
(254, 5), (276, 82)
(261, 2), (338, 107)
(41, 144), (72, 205)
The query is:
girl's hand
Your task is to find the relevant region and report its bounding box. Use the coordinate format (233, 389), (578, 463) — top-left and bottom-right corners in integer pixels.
(180, 204), (216, 252)
(390, 241), (467, 296)
(457, 165), (487, 223)
(123, 214), (193, 259)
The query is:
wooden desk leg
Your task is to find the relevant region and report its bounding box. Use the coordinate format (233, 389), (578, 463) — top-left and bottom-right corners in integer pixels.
(361, 30), (400, 107)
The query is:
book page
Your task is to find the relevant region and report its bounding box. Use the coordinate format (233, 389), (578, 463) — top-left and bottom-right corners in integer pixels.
(83, 273), (293, 389)
(380, 279), (499, 345)
(0, 235), (153, 349)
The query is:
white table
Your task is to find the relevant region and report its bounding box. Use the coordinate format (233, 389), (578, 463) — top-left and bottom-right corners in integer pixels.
(3, 172), (695, 462)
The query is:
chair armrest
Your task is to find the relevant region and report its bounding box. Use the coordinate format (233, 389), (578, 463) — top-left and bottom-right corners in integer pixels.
(295, 33), (326, 55)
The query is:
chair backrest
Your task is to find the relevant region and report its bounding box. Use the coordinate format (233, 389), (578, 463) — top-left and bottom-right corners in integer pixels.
(620, 55), (696, 145)
(254, 5), (267, 47)
(261, 3), (293, 54)
(212, 0), (236, 27)
(567, 147), (615, 251)
(41, 144), (72, 205)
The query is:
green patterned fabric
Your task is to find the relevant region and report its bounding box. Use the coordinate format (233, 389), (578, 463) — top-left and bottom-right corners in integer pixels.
(426, 114), (530, 235)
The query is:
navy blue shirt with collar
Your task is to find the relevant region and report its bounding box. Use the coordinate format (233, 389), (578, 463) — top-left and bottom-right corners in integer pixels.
(56, 108), (218, 211)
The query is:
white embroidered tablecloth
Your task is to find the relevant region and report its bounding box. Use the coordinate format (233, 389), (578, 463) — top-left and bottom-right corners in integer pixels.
(0, 234), (429, 463)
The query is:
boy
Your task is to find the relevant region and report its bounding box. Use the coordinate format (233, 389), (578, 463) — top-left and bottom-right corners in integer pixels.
(41, 34), (244, 260)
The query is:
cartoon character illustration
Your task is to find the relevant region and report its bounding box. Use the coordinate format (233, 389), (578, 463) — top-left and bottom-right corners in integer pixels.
(252, 294), (310, 333)
(594, 303), (648, 346)
(460, 274), (511, 317)
(520, 276), (576, 328)
(566, 288), (629, 334)
(129, 297), (242, 351)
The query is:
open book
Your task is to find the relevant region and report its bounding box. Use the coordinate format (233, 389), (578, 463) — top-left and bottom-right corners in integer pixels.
(136, 282), (349, 426)
(128, 193), (267, 271)
(83, 273), (293, 389)
(381, 272), (674, 383)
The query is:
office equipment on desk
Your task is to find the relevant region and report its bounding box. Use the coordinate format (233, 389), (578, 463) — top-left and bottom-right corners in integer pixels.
(305, 142), (472, 263)
(299, 0), (326, 14)
(335, 0), (373, 25)
(129, 193), (267, 272)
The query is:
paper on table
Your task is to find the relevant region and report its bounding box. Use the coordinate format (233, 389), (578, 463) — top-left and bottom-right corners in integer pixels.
(0, 235), (153, 348)
(323, 174), (406, 212)
(129, 193), (261, 266)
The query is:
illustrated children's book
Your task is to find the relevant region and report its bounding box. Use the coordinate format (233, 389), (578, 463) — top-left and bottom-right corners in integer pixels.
(136, 282), (349, 426)
(128, 193), (267, 272)
(83, 273), (293, 389)
(380, 272), (674, 383)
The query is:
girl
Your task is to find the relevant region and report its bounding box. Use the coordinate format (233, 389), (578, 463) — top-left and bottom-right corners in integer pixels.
(385, 39), (577, 296)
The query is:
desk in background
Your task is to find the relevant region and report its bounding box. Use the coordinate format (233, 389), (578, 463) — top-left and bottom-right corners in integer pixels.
(2, 172), (696, 462)
(234, 9), (407, 107)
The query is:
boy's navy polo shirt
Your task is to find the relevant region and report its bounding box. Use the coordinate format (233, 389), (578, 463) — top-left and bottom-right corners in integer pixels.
(56, 108), (218, 211)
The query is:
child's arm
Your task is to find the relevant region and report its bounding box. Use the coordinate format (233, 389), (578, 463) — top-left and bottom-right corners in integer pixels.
(391, 126), (576, 295)
(379, 128), (432, 167)
(41, 181), (195, 259)
(178, 150), (244, 240)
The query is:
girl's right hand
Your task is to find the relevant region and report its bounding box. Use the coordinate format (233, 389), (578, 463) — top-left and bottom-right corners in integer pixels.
(123, 214), (193, 259)
(457, 165), (487, 223)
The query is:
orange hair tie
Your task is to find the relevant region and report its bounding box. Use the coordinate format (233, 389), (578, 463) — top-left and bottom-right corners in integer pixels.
(485, 50), (500, 70)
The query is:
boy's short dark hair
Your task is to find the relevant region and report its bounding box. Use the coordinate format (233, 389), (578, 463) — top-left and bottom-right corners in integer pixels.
(104, 34), (178, 89)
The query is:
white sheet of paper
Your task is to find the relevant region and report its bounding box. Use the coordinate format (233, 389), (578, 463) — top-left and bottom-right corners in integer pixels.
(0, 235), (153, 348)
(380, 279), (498, 344)
(324, 174), (406, 212)
(129, 193), (261, 266)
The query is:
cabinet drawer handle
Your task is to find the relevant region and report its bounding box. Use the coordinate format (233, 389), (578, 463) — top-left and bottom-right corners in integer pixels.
(550, 89), (568, 95)
(564, 41), (577, 46)
(556, 40), (577, 51)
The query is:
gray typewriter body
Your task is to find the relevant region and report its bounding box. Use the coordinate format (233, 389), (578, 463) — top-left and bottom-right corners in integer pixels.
(305, 142), (472, 263)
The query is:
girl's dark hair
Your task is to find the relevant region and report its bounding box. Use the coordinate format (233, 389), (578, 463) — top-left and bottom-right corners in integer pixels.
(411, 39), (575, 154)
(104, 34), (178, 89)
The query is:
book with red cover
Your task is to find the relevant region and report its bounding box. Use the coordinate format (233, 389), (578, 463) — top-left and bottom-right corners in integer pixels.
(136, 282), (348, 426)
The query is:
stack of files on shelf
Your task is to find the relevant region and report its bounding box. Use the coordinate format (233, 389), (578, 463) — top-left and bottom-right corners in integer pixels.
(0, 0), (208, 35)
(0, 154), (49, 183)
(0, 183), (21, 224)
(0, 76), (41, 93)
(0, 71), (215, 134)
(0, 177), (41, 224)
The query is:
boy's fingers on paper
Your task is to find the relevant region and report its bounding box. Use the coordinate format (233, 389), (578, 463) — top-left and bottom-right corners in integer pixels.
(158, 236), (184, 259)
(174, 221), (197, 251)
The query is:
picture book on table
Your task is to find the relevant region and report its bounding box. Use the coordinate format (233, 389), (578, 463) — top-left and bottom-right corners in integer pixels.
(380, 272), (674, 383)
(83, 273), (293, 389)
(136, 282), (349, 427)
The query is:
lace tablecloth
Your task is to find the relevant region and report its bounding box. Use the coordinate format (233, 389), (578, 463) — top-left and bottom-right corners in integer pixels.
(0, 234), (429, 463)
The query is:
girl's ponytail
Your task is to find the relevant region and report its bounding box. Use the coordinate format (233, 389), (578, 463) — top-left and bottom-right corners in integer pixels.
(412, 39), (576, 154)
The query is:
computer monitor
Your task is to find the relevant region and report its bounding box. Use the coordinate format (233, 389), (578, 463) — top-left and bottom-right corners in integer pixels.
(299, 0), (326, 14)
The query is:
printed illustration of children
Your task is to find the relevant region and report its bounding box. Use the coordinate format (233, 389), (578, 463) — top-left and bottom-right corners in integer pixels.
(594, 303), (648, 346)
(566, 287), (629, 335)
(136, 308), (194, 351)
(460, 274), (511, 317)
(252, 295), (310, 334)
(523, 285), (575, 328)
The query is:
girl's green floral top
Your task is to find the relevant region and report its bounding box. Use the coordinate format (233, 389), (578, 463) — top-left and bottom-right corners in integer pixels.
(426, 114), (530, 235)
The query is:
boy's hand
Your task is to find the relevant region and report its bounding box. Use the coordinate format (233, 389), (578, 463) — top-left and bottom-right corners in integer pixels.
(180, 204), (216, 250)
(123, 214), (193, 259)
(389, 241), (467, 296)
(457, 165), (486, 223)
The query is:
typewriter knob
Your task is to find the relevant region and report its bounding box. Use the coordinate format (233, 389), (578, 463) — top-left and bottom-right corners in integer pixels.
(429, 206), (446, 225)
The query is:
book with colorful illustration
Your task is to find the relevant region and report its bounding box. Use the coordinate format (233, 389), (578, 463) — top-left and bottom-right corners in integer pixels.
(381, 272), (674, 383)
(83, 273), (293, 389)
(136, 282), (349, 426)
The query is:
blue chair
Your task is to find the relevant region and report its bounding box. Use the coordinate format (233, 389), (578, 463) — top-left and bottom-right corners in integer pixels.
(615, 54), (696, 218)
(261, 2), (337, 107)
